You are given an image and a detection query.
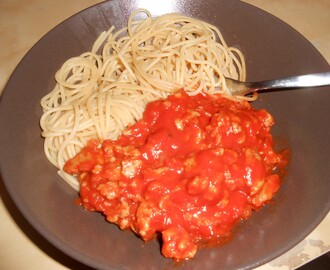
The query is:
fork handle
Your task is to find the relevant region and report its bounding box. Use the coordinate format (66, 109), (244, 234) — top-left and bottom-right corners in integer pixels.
(250, 72), (330, 92)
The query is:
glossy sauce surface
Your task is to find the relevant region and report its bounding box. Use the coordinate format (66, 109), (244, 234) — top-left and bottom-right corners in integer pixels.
(65, 90), (287, 260)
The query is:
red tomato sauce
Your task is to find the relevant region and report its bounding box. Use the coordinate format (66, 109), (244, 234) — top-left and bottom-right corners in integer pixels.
(64, 90), (287, 261)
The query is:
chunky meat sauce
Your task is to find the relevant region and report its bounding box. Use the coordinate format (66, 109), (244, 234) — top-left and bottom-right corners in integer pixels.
(64, 90), (287, 260)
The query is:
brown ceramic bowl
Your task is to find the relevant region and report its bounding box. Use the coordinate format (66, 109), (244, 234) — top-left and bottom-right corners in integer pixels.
(1, 1), (330, 269)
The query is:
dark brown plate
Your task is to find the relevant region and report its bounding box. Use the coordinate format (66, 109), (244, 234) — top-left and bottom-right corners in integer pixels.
(1, 1), (329, 269)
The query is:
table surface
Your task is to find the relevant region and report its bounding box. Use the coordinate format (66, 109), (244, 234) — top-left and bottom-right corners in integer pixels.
(0, 1), (329, 269)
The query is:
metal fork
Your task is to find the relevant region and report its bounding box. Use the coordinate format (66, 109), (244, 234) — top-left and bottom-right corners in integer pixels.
(225, 72), (330, 96)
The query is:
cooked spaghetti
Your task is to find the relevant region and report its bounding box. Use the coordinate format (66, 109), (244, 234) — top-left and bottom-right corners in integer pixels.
(40, 9), (248, 190)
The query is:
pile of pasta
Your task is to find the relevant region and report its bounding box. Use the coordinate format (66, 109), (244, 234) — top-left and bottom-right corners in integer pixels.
(40, 9), (246, 190)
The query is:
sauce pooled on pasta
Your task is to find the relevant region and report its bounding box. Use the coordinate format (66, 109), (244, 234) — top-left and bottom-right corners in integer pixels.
(64, 90), (287, 260)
